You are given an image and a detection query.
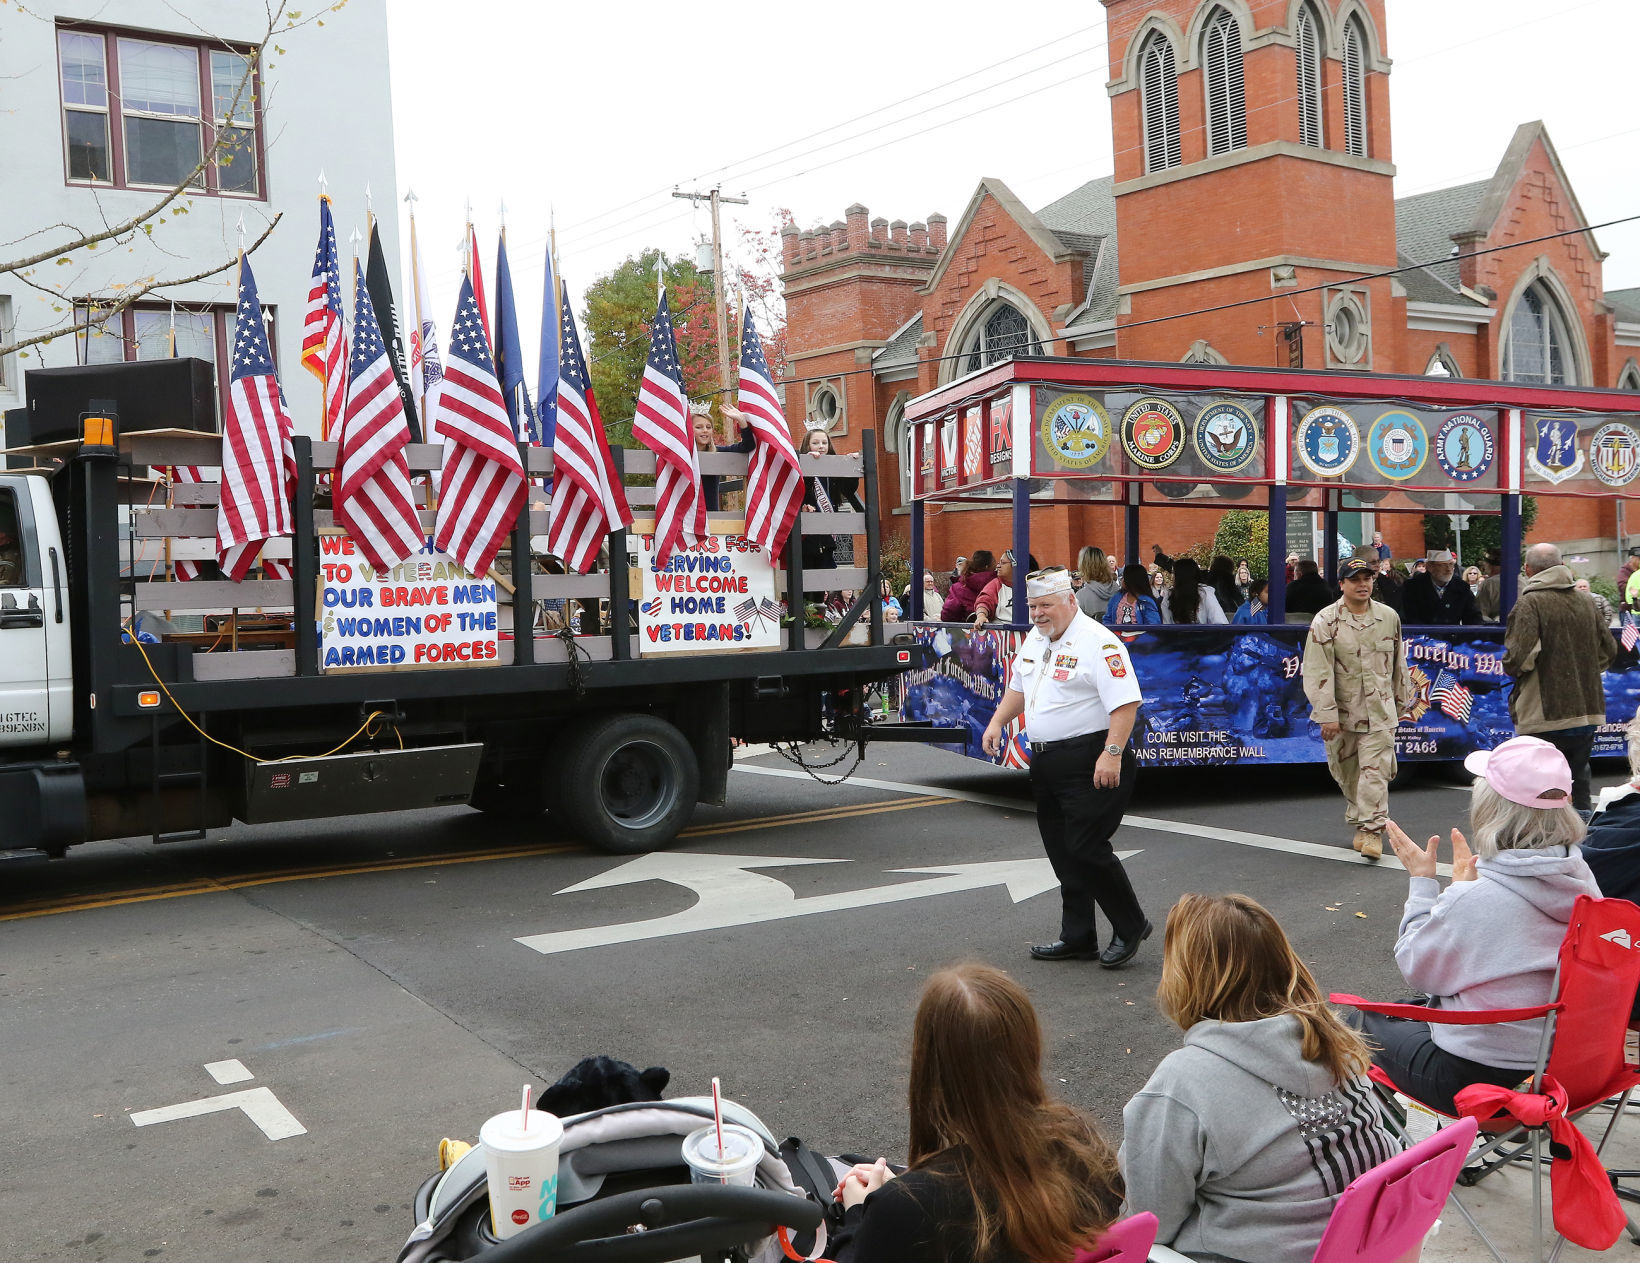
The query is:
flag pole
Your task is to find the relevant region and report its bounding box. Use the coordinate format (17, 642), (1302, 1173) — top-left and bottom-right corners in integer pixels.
(404, 188), (423, 420)
(550, 207), (561, 398)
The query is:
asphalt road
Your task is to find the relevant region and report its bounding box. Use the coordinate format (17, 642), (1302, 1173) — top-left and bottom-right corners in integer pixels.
(2, 746), (1627, 1263)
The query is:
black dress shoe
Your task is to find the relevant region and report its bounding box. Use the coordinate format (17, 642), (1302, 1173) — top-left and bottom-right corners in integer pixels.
(1099, 920), (1153, 968)
(1030, 938), (1102, 961)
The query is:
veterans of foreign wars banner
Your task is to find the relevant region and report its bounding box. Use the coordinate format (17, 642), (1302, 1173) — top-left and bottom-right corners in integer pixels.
(319, 534), (499, 671)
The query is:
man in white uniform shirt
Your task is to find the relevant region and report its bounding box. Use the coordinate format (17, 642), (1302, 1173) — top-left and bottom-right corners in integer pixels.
(983, 566), (1151, 966)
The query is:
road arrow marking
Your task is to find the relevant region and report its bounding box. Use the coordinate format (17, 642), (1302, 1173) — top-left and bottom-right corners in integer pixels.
(514, 850), (1136, 956)
(131, 1086), (306, 1141)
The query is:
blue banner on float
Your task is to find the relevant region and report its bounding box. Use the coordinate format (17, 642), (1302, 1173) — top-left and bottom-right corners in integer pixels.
(901, 623), (1640, 769)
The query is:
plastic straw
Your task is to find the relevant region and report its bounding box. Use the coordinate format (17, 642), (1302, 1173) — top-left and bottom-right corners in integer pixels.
(711, 1076), (725, 1160)
(521, 1085), (531, 1131)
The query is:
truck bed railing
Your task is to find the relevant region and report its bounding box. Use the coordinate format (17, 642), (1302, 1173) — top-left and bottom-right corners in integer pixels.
(106, 429), (884, 682)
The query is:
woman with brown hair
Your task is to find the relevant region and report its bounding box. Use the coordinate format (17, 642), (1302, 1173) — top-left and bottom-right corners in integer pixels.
(1075, 545), (1119, 619)
(1121, 894), (1398, 1263)
(831, 962), (1123, 1263)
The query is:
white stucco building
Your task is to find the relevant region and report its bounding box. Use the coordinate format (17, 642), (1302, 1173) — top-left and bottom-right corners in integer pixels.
(0, 0), (400, 440)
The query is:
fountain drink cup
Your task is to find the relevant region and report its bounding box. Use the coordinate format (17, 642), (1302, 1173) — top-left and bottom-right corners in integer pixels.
(479, 1108), (563, 1239)
(682, 1123), (761, 1186)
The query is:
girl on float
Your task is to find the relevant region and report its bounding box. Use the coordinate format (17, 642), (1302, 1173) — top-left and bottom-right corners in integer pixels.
(830, 963), (1124, 1263)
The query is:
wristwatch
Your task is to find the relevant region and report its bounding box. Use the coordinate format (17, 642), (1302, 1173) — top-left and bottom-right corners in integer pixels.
(1104, 742), (1123, 756)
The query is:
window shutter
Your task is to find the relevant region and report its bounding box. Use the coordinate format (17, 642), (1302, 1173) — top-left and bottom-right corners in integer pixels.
(1204, 10), (1246, 156)
(1140, 35), (1181, 172)
(1343, 20), (1368, 157)
(1297, 6), (1322, 147)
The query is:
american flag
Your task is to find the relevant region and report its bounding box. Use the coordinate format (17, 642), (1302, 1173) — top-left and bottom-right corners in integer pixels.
(632, 292), (705, 567)
(1431, 668), (1474, 722)
(216, 255), (296, 581)
(547, 277), (631, 574)
(164, 464), (204, 581)
(733, 597), (756, 623)
(759, 596), (780, 622)
(430, 276), (527, 579)
(335, 257), (423, 572)
(1622, 621), (1639, 652)
(736, 311), (803, 560)
(300, 198), (348, 441)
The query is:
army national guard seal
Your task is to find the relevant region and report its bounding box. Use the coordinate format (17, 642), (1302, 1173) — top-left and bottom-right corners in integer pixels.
(1120, 397), (1186, 471)
(1040, 392), (1113, 470)
(1433, 413), (1495, 483)
(1295, 405), (1360, 478)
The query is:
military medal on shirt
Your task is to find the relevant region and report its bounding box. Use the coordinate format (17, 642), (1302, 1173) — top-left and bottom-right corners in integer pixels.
(1433, 413), (1495, 482)
(1295, 405), (1360, 477)
(1052, 651), (1078, 682)
(1526, 415), (1585, 484)
(1366, 410), (1429, 481)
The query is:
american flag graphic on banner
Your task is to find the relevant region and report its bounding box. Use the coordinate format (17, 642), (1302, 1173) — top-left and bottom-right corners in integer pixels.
(733, 597), (756, 624)
(431, 275), (527, 579)
(547, 278), (631, 574)
(633, 292), (705, 567)
(216, 255), (296, 582)
(737, 310), (804, 561)
(336, 258), (423, 572)
(300, 198), (348, 441)
(1431, 668), (1474, 722)
(641, 595), (664, 618)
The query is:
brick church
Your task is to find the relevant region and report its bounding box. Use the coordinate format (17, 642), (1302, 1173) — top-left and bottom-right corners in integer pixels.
(778, 0), (1636, 573)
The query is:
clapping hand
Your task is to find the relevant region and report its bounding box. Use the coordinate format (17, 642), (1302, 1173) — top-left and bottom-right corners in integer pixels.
(1385, 820), (1477, 881)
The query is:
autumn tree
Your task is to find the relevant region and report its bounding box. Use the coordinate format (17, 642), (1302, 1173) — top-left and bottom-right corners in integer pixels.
(0, 1), (331, 364)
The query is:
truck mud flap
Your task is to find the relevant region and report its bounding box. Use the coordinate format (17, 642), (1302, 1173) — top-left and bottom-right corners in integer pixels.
(241, 743), (484, 824)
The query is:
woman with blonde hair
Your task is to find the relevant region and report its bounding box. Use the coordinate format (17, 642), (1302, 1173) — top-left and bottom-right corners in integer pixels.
(1075, 546), (1119, 619)
(1121, 894), (1398, 1263)
(832, 962), (1123, 1263)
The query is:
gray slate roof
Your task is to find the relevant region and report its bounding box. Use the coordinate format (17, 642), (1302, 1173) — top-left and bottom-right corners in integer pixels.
(1036, 177), (1119, 321)
(1606, 287), (1640, 322)
(873, 313), (923, 370)
(1392, 181), (1489, 304)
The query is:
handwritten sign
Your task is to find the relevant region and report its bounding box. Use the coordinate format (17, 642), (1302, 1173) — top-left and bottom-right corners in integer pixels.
(319, 535), (499, 671)
(637, 533), (780, 655)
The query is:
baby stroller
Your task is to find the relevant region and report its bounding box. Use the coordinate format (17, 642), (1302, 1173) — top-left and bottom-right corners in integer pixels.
(396, 1097), (828, 1263)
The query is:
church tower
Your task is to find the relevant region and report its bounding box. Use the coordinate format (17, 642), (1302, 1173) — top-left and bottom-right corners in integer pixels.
(1101, 0), (1401, 371)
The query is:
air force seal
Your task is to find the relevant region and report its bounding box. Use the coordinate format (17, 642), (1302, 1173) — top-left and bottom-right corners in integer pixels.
(1367, 410), (1429, 481)
(1590, 422), (1640, 488)
(1526, 415), (1585, 485)
(1433, 414), (1495, 483)
(1040, 392), (1112, 470)
(1295, 405), (1360, 478)
(1193, 400), (1259, 475)
(1120, 397), (1186, 471)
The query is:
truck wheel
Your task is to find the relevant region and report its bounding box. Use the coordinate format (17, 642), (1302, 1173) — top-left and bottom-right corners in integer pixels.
(560, 714), (698, 854)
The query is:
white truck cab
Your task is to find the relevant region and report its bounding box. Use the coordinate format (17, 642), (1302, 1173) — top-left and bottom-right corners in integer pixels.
(0, 472), (73, 748)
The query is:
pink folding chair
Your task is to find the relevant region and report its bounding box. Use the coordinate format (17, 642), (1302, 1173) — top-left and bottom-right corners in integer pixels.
(1144, 1122), (1476, 1263)
(1073, 1211), (1157, 1263)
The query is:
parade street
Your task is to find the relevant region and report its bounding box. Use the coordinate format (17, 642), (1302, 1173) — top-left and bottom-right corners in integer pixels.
(3, 744), (1624, 1263)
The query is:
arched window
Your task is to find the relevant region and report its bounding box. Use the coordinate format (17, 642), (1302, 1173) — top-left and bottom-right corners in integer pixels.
(885, 395), (912, 505)
(1342, 17), (1368, 158)
(1139, 32), (1181, 172)
(1620, 361), (1640, 391)
(1181, 339), (1228, 364)
(1425, 347), (1462, 378)
(964, 303), (1039, 372)
(1502, 283), (1575, 385)
(1295, 4), (1324, 148)
(1202, 8), (1247, 156)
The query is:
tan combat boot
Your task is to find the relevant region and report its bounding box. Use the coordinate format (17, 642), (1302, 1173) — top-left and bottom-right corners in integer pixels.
(1352, 828), (1383, 861)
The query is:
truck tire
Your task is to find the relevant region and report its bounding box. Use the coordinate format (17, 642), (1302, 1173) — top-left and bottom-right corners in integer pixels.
(559, 713), (698, 854)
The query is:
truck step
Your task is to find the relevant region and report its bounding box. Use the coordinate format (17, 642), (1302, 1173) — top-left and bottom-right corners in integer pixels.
(0, 848), (51, 867)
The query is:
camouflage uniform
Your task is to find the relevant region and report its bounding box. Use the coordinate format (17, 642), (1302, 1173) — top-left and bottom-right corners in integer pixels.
(1302, 599), (1415, 848)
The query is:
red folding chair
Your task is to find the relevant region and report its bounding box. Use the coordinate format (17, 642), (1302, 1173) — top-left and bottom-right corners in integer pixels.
(1334, 893), (1640, 1263)
(1073, 1211), (1156, 1263)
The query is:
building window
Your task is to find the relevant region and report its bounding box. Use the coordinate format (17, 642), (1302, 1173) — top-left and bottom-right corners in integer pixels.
(1181, 339), (1229, 365)
(1620, 361), (1640, 391)
(1342, 18), (1369, 158)
(1502, 283), (1574, 385)
(56, 25), (263, 197)
(1325, 290), (1371, 368)
(964, 303), (1039, 372)
(75, 301), (271, 419)
(1139, 32), (1181, 173)
(1296, 4), (1324, 148)
(807, 381), (844, 432)
(1425, 347), (1462, 378)
(885, 396), (911, 505)
(1202, 8), (1247, 156)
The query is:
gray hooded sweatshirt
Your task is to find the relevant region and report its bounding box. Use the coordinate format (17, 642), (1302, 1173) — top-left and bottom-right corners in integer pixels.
(1396, 846), (1599, 1067)
(1120, 1014), (1400, 1263)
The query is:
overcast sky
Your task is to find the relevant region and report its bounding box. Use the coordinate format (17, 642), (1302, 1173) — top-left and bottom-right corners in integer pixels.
(386, 0), (1640, 367)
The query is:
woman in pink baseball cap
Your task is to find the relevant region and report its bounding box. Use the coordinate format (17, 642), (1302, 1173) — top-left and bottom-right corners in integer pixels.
(1350, 735), (1599, 1114)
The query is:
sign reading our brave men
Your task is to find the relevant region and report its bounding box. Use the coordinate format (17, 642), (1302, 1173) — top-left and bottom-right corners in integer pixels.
(638, 532), (780, 654)
(319, 535), (500, 671)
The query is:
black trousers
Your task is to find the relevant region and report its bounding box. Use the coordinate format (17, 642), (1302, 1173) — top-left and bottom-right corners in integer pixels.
(1540, 725), (1596, 812)
(1029, 733), (1144, 947)
(1350, 1010), (1527, 1116)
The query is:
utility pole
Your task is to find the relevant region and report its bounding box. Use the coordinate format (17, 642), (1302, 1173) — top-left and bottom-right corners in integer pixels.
(673, 186), (748, 440)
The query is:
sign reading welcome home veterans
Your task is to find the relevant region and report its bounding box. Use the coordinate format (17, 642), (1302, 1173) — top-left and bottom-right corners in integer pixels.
(319, 535), (499, 671)
(637, 532), (780, 654)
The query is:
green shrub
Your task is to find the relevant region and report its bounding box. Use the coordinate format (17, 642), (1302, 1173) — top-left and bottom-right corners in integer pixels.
(1211, 510), (1270, 579)
(1421, 497), (1538, 568)
(1588, 574), (1620, 604)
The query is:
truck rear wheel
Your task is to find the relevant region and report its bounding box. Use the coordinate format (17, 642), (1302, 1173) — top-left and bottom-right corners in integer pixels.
(559, 713), (698, 854)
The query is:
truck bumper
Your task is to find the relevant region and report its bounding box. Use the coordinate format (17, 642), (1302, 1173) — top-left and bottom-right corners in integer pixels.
(0, 761), (86, 856)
